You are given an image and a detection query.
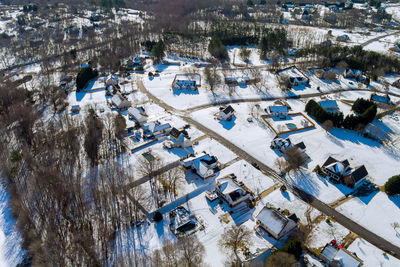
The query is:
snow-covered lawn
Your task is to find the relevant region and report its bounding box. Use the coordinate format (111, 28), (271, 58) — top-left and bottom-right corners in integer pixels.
(348, 238), (400, 267)
(336, 192), (400, 247)
(307, 219), (349, 249)
(259, 189), (321, 225)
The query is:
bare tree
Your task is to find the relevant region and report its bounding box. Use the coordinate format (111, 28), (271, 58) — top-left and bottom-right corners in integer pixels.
(177, 236), (206, 267)
(203, 64), (220, 92)
(218, 224), (253, 265)
(275, 157), (288, 174)
(283, 147), (307, 172)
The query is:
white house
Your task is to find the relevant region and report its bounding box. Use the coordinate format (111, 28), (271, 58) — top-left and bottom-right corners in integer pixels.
(270, 136), (292, 152)
(106, 76), (118, 87)
(169, 127), (192, 148)
(218, 105), (235, 121)
(320, 243), (363, 267)
(268, 105), (289, 118)
(184, 153), (219, 179)
(143, 121), (171, 138)
(255, 204), (297, 240)
(111, 94), (131, 109)
(322, 157), (368, 188)
(216, 177), (252, 207)
(128, 107), (147, 124)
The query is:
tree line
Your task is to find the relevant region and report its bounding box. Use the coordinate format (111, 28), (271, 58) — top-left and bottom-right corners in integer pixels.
(295, 45), (400, 78)
(305, 98), (377, 131)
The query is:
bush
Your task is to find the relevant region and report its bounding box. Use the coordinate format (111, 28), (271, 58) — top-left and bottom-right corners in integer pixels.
(10, 150), (22, 162)
(385, 175), (400, 196)
(264, 251), (296, 267)
(153, 211), (163, 222)
(280, 238), (302, 260)
(76, 67), (98, 91)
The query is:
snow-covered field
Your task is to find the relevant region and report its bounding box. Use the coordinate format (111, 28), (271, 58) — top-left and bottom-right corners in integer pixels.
(336, 192), (400, 247)
(348, 238), (400, 267)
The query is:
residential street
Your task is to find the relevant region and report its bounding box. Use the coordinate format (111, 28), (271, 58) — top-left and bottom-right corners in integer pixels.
(137, 77), (400, 260)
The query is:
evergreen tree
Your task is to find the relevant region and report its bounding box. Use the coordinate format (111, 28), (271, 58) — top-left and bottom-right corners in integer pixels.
(385, 175), (400, 196)
(208, 37), (229, 61)
(151, 40), (166, 63)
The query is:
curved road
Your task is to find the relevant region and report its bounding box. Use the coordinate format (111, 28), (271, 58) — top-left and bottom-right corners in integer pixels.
(361, 30), (400, 47)
(137, 78), (400, 259)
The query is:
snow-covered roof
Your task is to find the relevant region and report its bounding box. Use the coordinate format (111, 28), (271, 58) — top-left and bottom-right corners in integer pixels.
(326, 161), (351, 176)
(370, 94), (390, 104)
(256, 206), (290, 237)
(321, 245), (338, 262)
(218, 177), (241, 195)
(319, 100), (338, 110)
(128, 107), (146, 122)
(111, 94), (123, 107)
(334, 248), (362, 267)
(351, 165), (368, 182)
(222, 105), (234, 115)
(322, 245), (362, 267)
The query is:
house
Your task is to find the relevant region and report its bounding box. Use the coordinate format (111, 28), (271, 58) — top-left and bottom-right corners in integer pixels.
(322, 156), (352, 183)
(128, 107), (147, 124)
(289, 76), (309, 87)
(169, 206), (198, 236)
(322, 157), (368, 187)
(268, 105), (289, 118)
(168, 127), (192, 148)
(255, 204), (297, 240)
(216, 176), (253, 207)
(238, 77), (250, 87)
(364, 121), (389, 143)
(271, 136), (307, 154)
(294, 141), (306, 152)
(106, 76), (118, 88)
(128, 56), (145, 68)
(111, 94), (130, 109)
(319, 100), (339, 113)
(336, 34), (350, 42)
(225, 77), (238, 86)
(184, 153), (219, 179)
(320, 243), (363, 267)
(143, 121), (171, 138)
(392, 79), (400, 88)
(270, 136), (292, 152)
(343, 165), (368, 188)
(344, 69), (365, 82)
(71, 105), (80, 113)
(174, 80), (197, 90)
(370, 93), (391, 105)
(218, 105), (235, 121)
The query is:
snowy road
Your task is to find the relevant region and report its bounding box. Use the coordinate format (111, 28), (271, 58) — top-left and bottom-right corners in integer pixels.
(137, 77), (400, 260)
